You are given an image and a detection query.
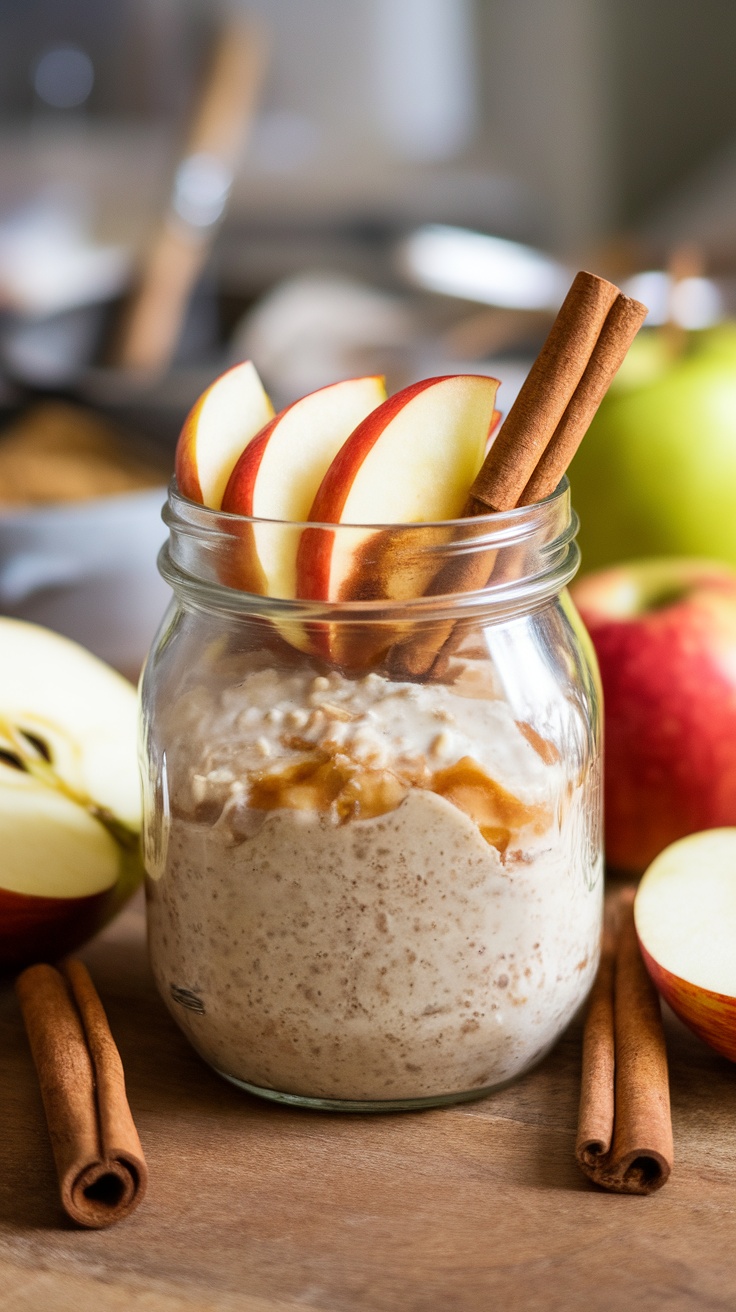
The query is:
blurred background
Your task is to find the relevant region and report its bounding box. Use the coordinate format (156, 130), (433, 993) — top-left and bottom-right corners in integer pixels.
(1, 0), (736, 673)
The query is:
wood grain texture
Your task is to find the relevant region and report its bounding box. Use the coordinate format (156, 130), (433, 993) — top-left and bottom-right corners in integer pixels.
(2, 891), (735, 1312)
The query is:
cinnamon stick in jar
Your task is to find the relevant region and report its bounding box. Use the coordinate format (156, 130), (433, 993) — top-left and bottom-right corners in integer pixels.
(16, 959), (148, 1228)
(519, 292), (649, 505)
(387, 278), (647, 682)
(576, 893), (673, 1195)
(467, 270), (619, 515)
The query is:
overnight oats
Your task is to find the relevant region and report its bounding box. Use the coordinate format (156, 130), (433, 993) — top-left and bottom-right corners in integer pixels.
(145, 643), (602, 1105)
(139, 307), (643, 1104)
(142, 449), (604, 1108)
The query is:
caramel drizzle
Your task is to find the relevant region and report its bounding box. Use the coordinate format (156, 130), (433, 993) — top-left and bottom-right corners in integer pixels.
(247, 750), (549, 854)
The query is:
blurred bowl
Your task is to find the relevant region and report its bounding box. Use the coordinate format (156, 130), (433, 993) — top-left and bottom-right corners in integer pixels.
(0, 485), (171, 676)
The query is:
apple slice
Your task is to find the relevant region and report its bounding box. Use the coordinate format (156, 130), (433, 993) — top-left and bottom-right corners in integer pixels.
(175, 360), (274, 509)
(221, 375), (386, 597)
(296, 374), (499, 603)
(634, 828), (736, 1061)
(0, 618), (144, 968)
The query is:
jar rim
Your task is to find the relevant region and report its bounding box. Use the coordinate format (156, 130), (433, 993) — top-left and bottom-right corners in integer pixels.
(166, 476), (569, 535)
(160, 477), (579, 623)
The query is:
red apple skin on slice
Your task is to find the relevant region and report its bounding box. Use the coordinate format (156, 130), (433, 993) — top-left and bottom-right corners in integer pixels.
(0, 886), (112, 973)
(296, 374), (500, 604)
(638, 942), (736, 1062)
(221, 375), (386, 597)
(634, 828), (736, 1061)
(175, 360), (273, 509)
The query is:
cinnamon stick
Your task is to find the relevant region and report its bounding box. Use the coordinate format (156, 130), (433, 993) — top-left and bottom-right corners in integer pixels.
(386, 276), (647, 681)
(576, 894), (673, 1194)
(519, 292), (649, 504)
(467, 270), (619, 514)
(16, 959), (147, 1228)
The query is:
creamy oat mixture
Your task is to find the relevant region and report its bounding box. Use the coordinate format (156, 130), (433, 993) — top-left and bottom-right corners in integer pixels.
(146, 654), (602, 1101)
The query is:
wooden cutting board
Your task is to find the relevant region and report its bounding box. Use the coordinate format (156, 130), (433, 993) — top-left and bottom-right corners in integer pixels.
(1, 890), (734, 1312)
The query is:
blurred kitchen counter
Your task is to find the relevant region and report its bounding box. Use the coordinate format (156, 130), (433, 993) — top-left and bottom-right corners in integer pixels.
(0, 891), (735, 1312)
(0, 119), (527, 293)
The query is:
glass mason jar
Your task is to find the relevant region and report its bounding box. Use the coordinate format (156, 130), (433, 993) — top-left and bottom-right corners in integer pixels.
(140, 479), (603, 1111)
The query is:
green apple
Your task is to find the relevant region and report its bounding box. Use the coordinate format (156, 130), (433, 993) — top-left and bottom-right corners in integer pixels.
(568, 325), (736, 573)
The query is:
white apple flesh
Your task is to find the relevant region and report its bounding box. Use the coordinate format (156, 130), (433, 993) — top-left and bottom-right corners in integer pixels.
(635, 828), (736, 1061)
(175, 360), (273, 509)
(0, 618), (144, 969)
(296, 374), (500, 604)
(220, 375), (387, 597)
(0, 769), (120, 898)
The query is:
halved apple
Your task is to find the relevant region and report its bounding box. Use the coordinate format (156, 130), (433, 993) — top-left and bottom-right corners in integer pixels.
(634, 828), (736, 1061)
(175, 360), (273, 509)
(296, 374), (500, 604)
(220, 375), (386, 596)
(0, 618), (144, 969)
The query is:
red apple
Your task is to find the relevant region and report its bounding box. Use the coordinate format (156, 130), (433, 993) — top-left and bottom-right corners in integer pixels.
(296, 374), (500, 604)
(635, 828), (736, 1061)
(221, 375), (386, 596)
(0, 618), (144, 969)
(571, 558), (736, 873)
(175, 360), (273, 509)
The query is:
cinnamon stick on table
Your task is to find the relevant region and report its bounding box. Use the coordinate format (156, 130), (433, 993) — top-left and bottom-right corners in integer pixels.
(576, 894), (673, 1195)
(15, 959), (147, 1228)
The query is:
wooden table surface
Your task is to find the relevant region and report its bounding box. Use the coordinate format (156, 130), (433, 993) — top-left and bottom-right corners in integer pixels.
(1, 890), (734, 1312)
